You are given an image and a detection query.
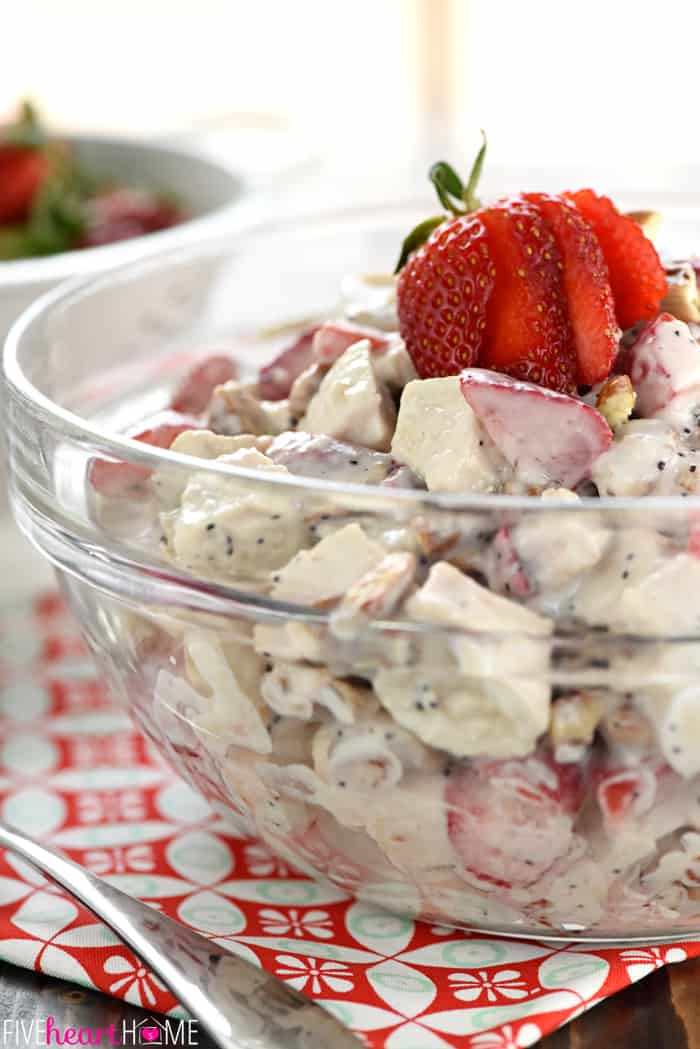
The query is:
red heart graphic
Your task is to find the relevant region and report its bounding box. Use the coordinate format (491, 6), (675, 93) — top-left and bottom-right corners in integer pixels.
(141, 1028), (160, 1042)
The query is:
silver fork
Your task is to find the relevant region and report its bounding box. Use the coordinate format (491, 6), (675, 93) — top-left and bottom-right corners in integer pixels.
(0, 821), (358, 1049)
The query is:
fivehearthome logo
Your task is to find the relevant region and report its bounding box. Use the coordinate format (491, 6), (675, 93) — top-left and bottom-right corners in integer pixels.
(3, 1016), (200, 1046)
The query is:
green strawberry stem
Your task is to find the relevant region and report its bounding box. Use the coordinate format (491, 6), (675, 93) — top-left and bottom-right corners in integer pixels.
(394, 131), (488, 272)
(5, 100), (46, 148)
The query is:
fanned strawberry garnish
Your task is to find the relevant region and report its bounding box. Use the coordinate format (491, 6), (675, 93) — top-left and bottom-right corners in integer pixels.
(395, 138), (666, 395)
(397, 214), (495, 378)
(478, 197), (577, 393)
(565, 188), (667, 330)
(523, 192), (620, 384)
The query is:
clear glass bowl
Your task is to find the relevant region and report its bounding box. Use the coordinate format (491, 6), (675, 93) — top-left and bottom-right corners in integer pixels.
(6, 204), (700, 942)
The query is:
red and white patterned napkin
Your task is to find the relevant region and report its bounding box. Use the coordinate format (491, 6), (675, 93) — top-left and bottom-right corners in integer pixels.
(0, 592), (697, 1049)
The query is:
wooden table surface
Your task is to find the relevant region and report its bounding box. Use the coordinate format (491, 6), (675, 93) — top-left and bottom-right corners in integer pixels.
(1, 954), (699, 1048)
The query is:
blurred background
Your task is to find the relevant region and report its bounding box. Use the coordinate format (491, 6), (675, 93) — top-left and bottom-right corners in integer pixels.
(3, 0), (700, 208)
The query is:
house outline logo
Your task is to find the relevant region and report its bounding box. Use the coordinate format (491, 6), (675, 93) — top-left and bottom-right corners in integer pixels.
(121, 1015), (199, 1046)
(131, 1018), (166, 1045)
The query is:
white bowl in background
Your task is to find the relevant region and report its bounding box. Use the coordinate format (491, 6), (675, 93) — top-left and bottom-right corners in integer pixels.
(0, 133), (248, 344)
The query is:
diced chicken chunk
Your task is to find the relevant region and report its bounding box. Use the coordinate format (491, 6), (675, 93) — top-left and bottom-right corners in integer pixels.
(162, 448), (307, 579)
(184, 633), (271, 754)
(371, 339), (418, 391)
(656, 386), (700, 436)
(374, 562), (552, 758)
(391, 377), (507, 492)
(301, 340), (396, 452)
(207, 380), (292, 436)
(486, 495), (610, 600)
(170, 430), (272, 459)
(590, 420), (699, 497)
(271, 522), (386, 606)
(567, 528), (666, 628)
(154, 430), (273, 507)
(618, 554), (700, 637)
(615, 641), (700, 778)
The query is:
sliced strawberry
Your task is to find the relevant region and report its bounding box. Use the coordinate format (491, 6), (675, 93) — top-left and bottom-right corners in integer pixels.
(485, 527), (532, 598)
(80, 188), (185, 247)
(312, 320), (390, 365)
(479, 197), (577, 394)
(397, 213), (495, 379)
(170, 354), (237, 415)
(593, 761), (662, 827)
(258, 326), (320, 400)
(460, 368), (612, 488)
(616, 313), (700, 416)
(523, 193), (619, 385)
(0, 144), (49, 223)
(446, 749), (586, 887)
(89, 411), (199, 497)
(565, 189), (667, 330)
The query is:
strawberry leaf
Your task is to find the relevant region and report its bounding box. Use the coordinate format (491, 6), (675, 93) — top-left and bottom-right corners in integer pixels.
(429, 162), (465, 214)
(394, 214), (445, 273)
(4, 100), (46, 148)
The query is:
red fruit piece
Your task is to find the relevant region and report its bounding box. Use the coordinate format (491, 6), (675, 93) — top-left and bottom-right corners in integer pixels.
(460, 367), (612, 488)
(170, 354), (237, 415)
(0, 144), (49, 223)
(595, 765), (659, 827)
(479, 197), (577, 394)
(89, 410), (198, 498)
(397, 213), (495, 378)
(446, 749), (586, 887)
(565, 189), (667, 330)
(258, 326), (320, 400)
(81, 188), (184, 247)
(523, 193), (619, 385)
(485, 527), (532, 598)
(615, 312), (700, 416)
(312, 320), (390, 365)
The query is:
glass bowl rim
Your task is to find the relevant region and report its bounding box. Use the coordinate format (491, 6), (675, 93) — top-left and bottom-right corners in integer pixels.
(3, 200), (699, 516)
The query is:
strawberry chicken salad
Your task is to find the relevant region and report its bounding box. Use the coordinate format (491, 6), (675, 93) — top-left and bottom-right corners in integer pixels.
(91, 145), (700, 933)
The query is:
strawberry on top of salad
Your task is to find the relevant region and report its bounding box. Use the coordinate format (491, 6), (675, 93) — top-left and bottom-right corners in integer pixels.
(395, 134), (667, 392)
(91, 134), (700, 512)
(0, 101), (186, 260)
(102, 135), (682, 501)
